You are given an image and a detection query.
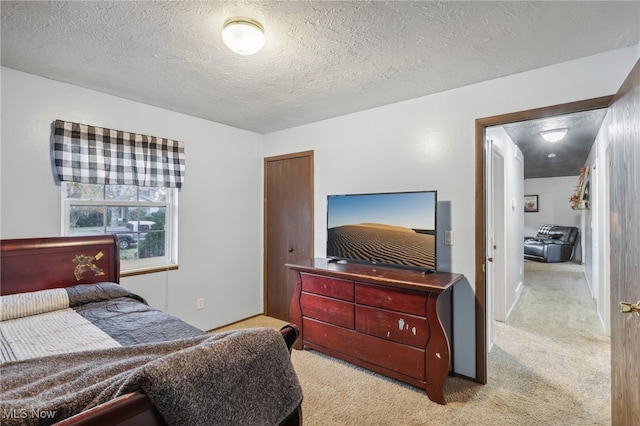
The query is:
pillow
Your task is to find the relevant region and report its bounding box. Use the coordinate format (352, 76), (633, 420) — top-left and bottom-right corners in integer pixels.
(66, 282), (147, 307)
(536, 224), (555, 236)
(0, 288), (69, 321)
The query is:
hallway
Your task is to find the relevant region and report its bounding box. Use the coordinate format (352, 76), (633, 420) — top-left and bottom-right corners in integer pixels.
(490, 260), (610, 424)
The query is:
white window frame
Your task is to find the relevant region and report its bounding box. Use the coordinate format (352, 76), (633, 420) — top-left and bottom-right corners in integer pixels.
(61, 183), (178, 274)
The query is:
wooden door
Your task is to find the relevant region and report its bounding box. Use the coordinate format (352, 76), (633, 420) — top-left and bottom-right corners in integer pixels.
(264, 151), (313, 321)
(609, 58), (639, 425)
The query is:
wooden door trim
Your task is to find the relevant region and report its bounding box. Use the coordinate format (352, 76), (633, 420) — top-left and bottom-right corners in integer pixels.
(263, 150), (314, 315)
(474, 95), (613, 384)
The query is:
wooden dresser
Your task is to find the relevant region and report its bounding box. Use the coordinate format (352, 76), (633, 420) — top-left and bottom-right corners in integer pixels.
(287, 258), (463, 405)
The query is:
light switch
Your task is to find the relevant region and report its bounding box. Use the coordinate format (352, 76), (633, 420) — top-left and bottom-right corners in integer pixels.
(445, 231), (454, 246)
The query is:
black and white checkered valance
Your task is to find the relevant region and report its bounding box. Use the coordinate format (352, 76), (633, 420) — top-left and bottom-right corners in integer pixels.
(53, 120), (185, 188)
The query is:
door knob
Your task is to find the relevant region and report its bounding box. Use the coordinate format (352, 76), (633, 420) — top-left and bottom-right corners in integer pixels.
(487, 257), (494, 262)
(619, 301), (640, 316)
(288, 248), (294, 253)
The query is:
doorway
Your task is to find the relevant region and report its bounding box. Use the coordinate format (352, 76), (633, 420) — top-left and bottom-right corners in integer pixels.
(474, 95), (613, 383)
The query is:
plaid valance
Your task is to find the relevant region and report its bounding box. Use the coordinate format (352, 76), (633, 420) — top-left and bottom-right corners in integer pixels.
(53, 120), (185, 188)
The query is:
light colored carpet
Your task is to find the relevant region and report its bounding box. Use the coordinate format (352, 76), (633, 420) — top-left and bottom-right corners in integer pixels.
(213, 261), (610, 425)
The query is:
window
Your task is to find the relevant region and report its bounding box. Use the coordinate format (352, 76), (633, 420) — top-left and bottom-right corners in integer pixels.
(62, 183), (178, 273)
(52, 119), (185, 274)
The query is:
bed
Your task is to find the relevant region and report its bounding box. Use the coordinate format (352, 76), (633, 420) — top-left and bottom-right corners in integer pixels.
(0, 235), (303, 426)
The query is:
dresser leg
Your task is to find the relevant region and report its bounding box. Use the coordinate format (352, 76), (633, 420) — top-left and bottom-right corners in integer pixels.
(424, 292), (450, 404)
(289, 272), (304, 350)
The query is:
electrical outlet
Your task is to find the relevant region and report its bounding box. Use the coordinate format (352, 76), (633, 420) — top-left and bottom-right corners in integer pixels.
(197, 298), (204, 310)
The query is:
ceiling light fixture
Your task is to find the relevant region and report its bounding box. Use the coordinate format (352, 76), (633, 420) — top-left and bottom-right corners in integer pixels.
(540, 128), (568, 143)
(547, 153), (556, 158)
(222, 17), (265, 56)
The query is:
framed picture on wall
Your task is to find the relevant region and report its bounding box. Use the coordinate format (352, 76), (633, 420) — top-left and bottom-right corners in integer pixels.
(524, 195), (538, 212)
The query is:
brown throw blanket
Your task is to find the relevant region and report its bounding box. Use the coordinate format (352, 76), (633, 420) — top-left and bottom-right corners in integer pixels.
(0, 328), (303, 426)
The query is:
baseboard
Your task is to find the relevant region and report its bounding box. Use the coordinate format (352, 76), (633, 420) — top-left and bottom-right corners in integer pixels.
(207, 313), (265, 333)
(505, 281), (524, 320)
(597, 310), (609, 336)
(450, 371), (482, 384)
(515, 281), (524, 299)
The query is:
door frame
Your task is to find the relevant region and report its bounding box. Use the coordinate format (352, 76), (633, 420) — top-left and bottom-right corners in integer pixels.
(473, 95), (613, 383)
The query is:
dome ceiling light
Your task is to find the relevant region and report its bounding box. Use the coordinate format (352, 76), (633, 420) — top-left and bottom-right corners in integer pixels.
(222, 17), (265, 56)
(540, 128), (568, 143)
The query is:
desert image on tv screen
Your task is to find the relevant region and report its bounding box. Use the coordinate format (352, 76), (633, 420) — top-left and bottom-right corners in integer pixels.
(327, 191), (436, 271)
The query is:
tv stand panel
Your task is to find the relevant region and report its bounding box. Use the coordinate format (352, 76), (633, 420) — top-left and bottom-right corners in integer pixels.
(287, 258), (463, 405)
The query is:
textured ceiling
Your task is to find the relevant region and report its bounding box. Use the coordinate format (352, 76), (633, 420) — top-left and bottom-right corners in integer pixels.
(1, 1), (639, 134)
(501, 109), (608, 179)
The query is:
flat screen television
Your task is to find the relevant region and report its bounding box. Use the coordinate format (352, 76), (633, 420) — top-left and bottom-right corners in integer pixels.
(326, 190), (437, 272)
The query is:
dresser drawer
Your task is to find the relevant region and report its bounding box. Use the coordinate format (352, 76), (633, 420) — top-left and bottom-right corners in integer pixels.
(303, 318), (426, 381)
(355, 305), (429, 348)
(355, 283), (427, 316)
(301, 273), (354, 301)
(300, 292), (354, 329)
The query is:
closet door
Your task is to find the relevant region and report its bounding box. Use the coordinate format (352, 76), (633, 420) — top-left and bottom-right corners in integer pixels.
(264, 151), (313, 321)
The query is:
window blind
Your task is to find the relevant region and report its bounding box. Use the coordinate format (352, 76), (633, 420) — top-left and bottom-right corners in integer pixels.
(53, 120), (185, 188)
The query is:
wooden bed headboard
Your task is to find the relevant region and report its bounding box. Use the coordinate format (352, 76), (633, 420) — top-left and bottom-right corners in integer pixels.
(1, 235), (120, 295)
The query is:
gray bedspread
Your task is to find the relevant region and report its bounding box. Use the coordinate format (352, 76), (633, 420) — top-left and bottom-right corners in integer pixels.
(69, 283), (205, 346)
(0, 283), (205, 362)
(0, 327), (303, 426)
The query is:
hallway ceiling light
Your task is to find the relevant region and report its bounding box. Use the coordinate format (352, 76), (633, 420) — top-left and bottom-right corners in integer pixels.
(222, 17), (265, 56)
(540, 128), (568, 143)
(547, 153), (556, 158)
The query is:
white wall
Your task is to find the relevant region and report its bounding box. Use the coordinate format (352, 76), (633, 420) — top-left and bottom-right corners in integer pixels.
(2, 46), (638, 380)
(524, 177), (582, 233)
(262, 46), (639, 378)
(487, 127), (525, 323)
(0, 67), (264, 331)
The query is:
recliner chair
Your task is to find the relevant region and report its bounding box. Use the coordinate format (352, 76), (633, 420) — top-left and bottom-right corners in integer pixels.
(524, 224), (579, 263)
